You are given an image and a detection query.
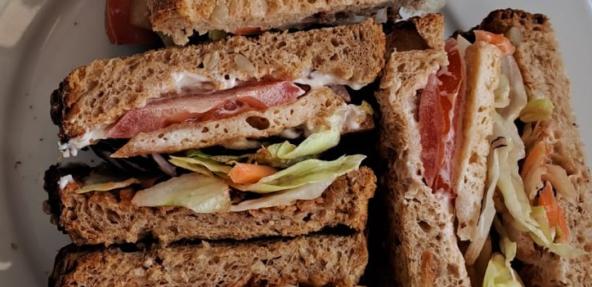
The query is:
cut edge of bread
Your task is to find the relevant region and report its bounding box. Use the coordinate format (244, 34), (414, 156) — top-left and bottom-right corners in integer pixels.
(49, 232), (368, 287)
(376, 47), (471, 286)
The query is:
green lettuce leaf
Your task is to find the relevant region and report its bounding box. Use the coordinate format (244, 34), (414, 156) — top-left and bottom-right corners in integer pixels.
(230, 179), (334, 212)
(519, 98), (554, 123)
(252, 128), (340, 168)
(482, 254), (523, 287)
(483, 219), (523, 287)
(76, 177), (140, 194)
(132, 173), (231, 213)
(169, 154), (232, 177)
(187, 150), (246, 165)
(234, 155), (365, 193)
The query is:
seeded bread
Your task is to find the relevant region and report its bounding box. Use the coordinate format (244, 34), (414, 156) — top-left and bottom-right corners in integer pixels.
(147, 0), (392, 45)
(50, 20), (385, 143)
(478, 9), (592, 286)
(45, 165), (376, 246)
(112, 87), (374, 157)
(49, 233), (368, 287)
(375, 14), (472, 286)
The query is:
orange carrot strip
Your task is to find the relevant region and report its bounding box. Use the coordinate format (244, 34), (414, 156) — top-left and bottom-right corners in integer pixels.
(474, 30), (516, 55)
(522, 141), (547, 178)
(228, 163), (276, 185)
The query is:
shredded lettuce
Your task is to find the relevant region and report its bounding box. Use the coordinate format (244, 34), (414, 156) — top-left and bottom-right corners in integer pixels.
(234, 155), (365, 193)
(230, 179), (333, 212)
(519, 98), (554, 123)
(187, 150), (245, 165)
(465, 148), (501, 265)
(496, 142), (582, 258)
(531, 206), (556, 242)
(498, 55), (528, 121)
(494, 74), (511, 108)
(169, 155), (231, 177)
(482, 254), (523, 287)
(76, 177), (140, 194)
(483, 219), (523, 287)
(132, 173), (231, 213)
(253, 128), (340, 168)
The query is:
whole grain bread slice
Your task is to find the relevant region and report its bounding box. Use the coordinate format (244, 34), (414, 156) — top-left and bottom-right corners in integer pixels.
(147, 0), (392, 45)
(375, 13), (471, 287)
(44, 165), (376, 246)
(49, 233), (368, 287)
(377, 48), (471, 287)
(51, 20), (385, 142)
(478, 9), (592, 286)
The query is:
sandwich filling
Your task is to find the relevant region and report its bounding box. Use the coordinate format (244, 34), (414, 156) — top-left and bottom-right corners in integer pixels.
(57, 78), (373, 213)
(107, 81), (305, 139)
(417, 30), (581, 283)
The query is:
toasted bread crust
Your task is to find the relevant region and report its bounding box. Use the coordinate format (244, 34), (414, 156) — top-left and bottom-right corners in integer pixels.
(410, 13), (444, 50)
(50, 233), (368, 287)
(147, 0), (392, 45)
(45, 166), (376, 246)
(376, 48), (471, 287)
(479, 9), (592, 286)
(52, 20), (385, 141)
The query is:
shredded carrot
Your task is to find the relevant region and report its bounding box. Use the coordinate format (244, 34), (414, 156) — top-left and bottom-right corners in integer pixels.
(539, 181), (559, 227)
(521, 141), (547, 178)
(228, 163), (276, 185)
(474, 30), (516, 55)
(538, 181), (571, 242)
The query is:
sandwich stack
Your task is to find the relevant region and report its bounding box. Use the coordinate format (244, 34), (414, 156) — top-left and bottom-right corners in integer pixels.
(41, 0), (592, 286)
(44, 6), (388, 286)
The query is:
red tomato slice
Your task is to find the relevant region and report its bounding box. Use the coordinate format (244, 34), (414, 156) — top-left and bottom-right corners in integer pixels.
(421, 38), (465, 193)
(107, 81), (304, 138)
(419, 74), (446, 187)
(105, 0), (159, 45)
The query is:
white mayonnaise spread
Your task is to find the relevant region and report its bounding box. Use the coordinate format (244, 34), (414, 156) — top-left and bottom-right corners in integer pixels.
(58, 175), (75, 190)
(294, 70), (364, 90)
(59, 128), (107, 158)
(171, 72), (238, 94)
(399, 0), (445, 19)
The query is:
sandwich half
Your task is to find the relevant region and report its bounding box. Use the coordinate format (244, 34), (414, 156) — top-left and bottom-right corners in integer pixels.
(51, 19), (384, 158)
(46, 20), (382, 246)
(49, 233), (368, 287)
(377, 10), (590, 286)
(475, 9), (592, 285)
(145, 0), (393, 45)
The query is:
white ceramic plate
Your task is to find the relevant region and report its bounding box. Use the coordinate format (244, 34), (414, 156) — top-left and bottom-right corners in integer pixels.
(0, 0), (591, 285)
